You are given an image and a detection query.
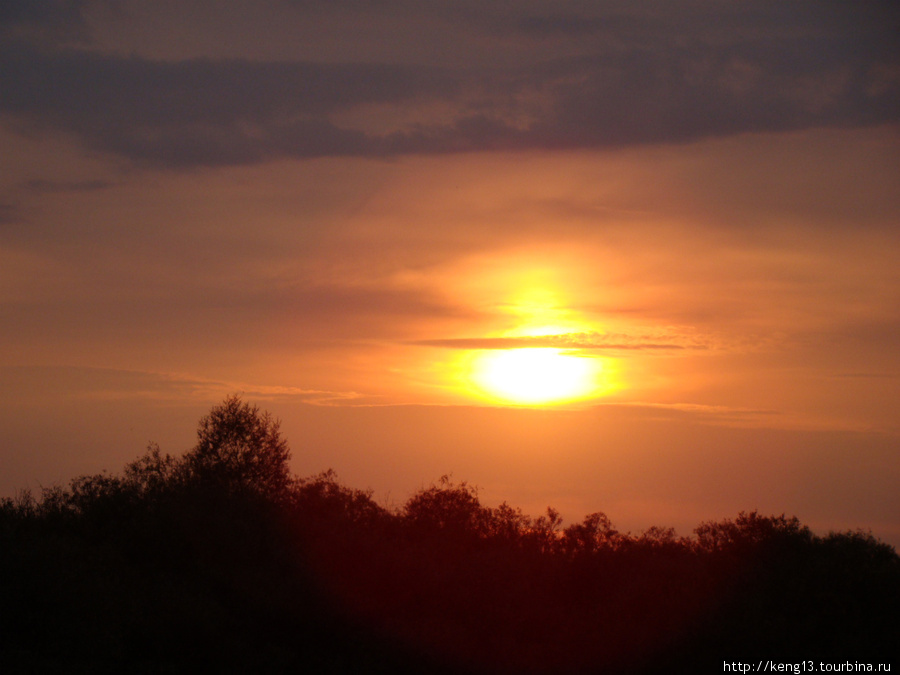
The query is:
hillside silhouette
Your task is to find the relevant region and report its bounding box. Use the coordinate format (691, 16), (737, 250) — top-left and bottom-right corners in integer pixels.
(2, 396), (897, 673)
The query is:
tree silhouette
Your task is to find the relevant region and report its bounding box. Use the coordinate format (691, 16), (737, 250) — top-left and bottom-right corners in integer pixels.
(404, 476), (492, 539)
(561, 511), (620, 556)
(123, 441), (178, 497)
(181, 394), (292, 498)
(1, 398), (898, 673)
(693, 511), (812, 554)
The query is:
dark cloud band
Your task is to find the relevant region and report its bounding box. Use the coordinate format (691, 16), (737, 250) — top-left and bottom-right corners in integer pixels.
(1, 2), (897, 167)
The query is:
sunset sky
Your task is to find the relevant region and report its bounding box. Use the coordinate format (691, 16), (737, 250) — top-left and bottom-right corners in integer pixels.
(2, 1), (899, 545)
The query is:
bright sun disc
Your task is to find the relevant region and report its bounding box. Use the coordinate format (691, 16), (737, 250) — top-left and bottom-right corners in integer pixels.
(470, 348), (600, 405)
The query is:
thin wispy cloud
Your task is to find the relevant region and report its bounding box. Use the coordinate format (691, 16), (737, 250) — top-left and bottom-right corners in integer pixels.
(412, 331), (706, 351)
(0, 365), (362, 407)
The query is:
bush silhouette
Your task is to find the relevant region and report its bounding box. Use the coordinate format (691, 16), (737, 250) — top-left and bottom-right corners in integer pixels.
(1, 396), (898, 674)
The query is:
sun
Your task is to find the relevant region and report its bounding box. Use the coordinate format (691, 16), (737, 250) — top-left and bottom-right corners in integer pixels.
(468, 348), (602, 406)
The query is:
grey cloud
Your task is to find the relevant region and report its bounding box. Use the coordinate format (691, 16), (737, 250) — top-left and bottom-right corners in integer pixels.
(499, 14), (609, 39)
(0, 202), (18, 224)
(0, 0), (92, 46)
(522, 39), (899, 149)
(24, 178), (114, 193)
(0, 44), (455, 166)
(0, 2), (897, 166)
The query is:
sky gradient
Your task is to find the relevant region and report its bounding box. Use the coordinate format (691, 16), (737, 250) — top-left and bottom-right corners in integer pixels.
(2, 1), (899, 544)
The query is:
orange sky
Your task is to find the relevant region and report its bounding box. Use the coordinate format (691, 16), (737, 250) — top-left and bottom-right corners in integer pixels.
(1, 1), (899, 545)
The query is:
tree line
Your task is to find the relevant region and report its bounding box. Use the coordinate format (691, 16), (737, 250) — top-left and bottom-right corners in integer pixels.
(1, 396), (897, 674)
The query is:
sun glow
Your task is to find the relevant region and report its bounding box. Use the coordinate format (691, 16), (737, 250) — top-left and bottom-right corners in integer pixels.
(469, 348), (604, 406)
(433, 249), (627, 405)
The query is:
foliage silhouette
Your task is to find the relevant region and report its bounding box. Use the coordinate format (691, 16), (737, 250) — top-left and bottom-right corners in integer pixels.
(1, 396), (898, 674)
(183, 394), (292, 498)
